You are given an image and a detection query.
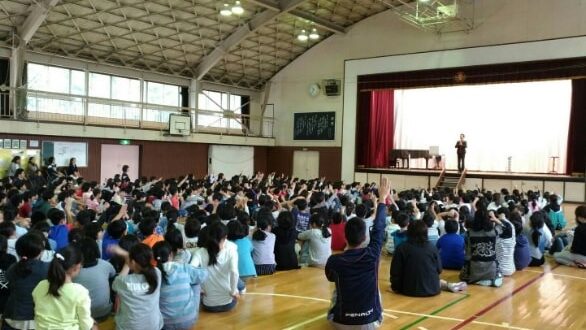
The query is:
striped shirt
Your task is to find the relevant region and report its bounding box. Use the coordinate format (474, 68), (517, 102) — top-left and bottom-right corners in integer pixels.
(160, 262), (208, 327)
(496, 219), (516, 276)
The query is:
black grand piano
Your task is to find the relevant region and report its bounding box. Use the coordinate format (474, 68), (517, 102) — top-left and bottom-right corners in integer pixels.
(390, 149), (433, 169)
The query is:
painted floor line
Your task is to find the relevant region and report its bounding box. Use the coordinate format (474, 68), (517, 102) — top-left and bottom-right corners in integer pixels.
(385, 308), (532, 330)
(523, 269), (586, 281)
(247, 292), (331, 303)
(249, 291), (533, 330)
(282, 314), (326, 330)
(450, 265), (560, 330)
(473, 320), (532, 330)
(399, 294), (469, 330)
(383, 309), (463, 322)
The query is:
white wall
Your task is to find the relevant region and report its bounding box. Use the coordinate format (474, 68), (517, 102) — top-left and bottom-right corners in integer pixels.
(266, 0), (586, 175)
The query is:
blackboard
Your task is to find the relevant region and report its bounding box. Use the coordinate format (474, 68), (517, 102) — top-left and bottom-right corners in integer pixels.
(293, 112), (335, 140)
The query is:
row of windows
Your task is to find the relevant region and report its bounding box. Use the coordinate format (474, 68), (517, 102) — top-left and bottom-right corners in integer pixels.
(27, 63), (181, 107)
(26, 63), (245, 129)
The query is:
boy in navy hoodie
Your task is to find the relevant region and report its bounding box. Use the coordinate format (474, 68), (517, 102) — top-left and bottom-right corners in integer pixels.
(325, 178), (390, 328)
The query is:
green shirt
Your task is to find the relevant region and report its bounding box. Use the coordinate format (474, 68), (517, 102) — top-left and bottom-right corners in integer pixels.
(32, 280), (94, 330)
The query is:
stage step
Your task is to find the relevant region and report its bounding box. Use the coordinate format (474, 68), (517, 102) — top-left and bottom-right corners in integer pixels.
(436, 172), (465, 191)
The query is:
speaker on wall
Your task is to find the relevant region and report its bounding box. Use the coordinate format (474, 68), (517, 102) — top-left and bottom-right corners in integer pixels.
(323, 79), (341, 96)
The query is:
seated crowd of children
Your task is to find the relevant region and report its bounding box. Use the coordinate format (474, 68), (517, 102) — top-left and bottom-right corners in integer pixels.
(0, 165), (584, 330)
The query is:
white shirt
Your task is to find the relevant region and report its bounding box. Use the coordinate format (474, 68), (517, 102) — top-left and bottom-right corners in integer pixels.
(360, 216), (375, 248)
(298, 228), (332, 266)
(190, 240), (239, 307)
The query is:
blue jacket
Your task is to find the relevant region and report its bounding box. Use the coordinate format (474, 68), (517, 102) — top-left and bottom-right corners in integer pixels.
(436, 233), (465, 269)
(325, 203), (385, 325)
(514, 234), (531, 270)
(48, 224), (69, 250)
(101, 233), (120, 260)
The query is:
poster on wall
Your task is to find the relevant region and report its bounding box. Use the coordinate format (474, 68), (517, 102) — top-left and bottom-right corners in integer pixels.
(29, 140), (39, 148)
(3, 139), (11, 149)
(11, 140), (19, 149)
(20, 140), (27, 149)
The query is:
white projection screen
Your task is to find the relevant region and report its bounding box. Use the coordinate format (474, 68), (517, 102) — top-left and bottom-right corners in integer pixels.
(208, 145), (254, 178)
(393, 80), (572, 173)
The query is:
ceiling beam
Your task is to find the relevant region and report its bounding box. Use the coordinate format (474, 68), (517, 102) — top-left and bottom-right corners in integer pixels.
(195, 0), (345, 80)
(289, 9), (346, 34)
(246, 0), (346, 34)
(17, 0), (60, 45)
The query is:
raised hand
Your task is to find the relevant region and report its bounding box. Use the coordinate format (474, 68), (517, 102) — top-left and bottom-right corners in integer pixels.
(379, 178), (391, 201)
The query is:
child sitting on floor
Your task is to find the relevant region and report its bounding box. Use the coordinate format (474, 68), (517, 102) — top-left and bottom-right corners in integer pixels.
(554, 205), (586, 268)
(511, 213), (531, 271)
(436, 220), (465, 270)
(392, 212), (409, 251)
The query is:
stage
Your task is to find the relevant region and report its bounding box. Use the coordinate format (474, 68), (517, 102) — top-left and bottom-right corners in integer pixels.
(354, 167), (586, 203)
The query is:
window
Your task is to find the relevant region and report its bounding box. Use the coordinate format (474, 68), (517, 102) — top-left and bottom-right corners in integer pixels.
(198, 90), (243, 129)
(145, 81), (180, 107)
(143, 81), (181, 123)
(88, 73), (141, 120)
(26, 63), (85, 115)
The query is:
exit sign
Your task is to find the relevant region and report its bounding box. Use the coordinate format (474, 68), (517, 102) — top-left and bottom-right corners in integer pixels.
(119, 139), (131, 145)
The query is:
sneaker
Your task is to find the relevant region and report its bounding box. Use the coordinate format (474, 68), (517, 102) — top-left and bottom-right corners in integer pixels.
(491, 277), (503, 287)
(447, 281), (468, 293)
(474, 279), (493, 287)
(239, 288), (247, 295)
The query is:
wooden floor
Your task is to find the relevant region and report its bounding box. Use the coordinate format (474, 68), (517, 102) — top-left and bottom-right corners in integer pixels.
(99, 251), (586, 330)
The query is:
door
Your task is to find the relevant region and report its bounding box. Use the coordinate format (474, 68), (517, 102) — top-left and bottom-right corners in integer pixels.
(100, 145), (140, 184)
(293, 151), (319, 179)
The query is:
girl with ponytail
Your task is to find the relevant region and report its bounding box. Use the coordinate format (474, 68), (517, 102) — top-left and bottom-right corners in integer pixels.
(153, 241), (208, 329)
(4, 232), (49, 330)
(298, 213), (332, 267)
(190, 222), (243, 313)
(32, 245), (96, 330)
(111, 243), (164, 330)
(525, 211), (553, 267)
(251, 217), (276, 275)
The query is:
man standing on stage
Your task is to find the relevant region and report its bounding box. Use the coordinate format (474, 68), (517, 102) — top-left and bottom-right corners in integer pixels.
(455, 133), (467, 172)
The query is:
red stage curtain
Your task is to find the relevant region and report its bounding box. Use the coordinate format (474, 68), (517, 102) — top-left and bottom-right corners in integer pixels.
(355, 91), (372, 167)
(566, 79), (586, 174)
(366, 89), (394, 168)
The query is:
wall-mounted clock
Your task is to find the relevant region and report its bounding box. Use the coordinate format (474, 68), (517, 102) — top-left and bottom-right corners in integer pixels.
(308, 83), (321, 97)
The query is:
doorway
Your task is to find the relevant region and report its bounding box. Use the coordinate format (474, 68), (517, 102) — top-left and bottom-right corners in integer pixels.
(100, 144), (140, 184)
(293, 150), (319, 179)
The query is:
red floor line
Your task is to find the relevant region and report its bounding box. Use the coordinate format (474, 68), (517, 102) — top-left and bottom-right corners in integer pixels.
(450, 265), (560, 330)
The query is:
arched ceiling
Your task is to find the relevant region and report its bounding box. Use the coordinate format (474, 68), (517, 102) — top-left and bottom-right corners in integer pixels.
(0, 0), (401, 89)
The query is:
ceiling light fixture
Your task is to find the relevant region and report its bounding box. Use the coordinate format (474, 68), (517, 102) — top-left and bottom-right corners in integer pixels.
(231, 1), (244, 15)
(220, 4), (232, 16)
(309, 28), (319, 40)
(297, 29), (308, 41)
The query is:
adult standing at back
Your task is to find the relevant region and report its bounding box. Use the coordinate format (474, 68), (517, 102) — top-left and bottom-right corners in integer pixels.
(455, 133), (467, 172)
(67, 158), (79, 177)
(8, 156), (21, 178)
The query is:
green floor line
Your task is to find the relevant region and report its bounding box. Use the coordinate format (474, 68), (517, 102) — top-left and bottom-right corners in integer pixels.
(399, 294), (469, 330)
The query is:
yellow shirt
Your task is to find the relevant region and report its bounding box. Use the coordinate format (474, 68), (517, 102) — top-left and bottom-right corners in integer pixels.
(32, 280), (94, 330)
